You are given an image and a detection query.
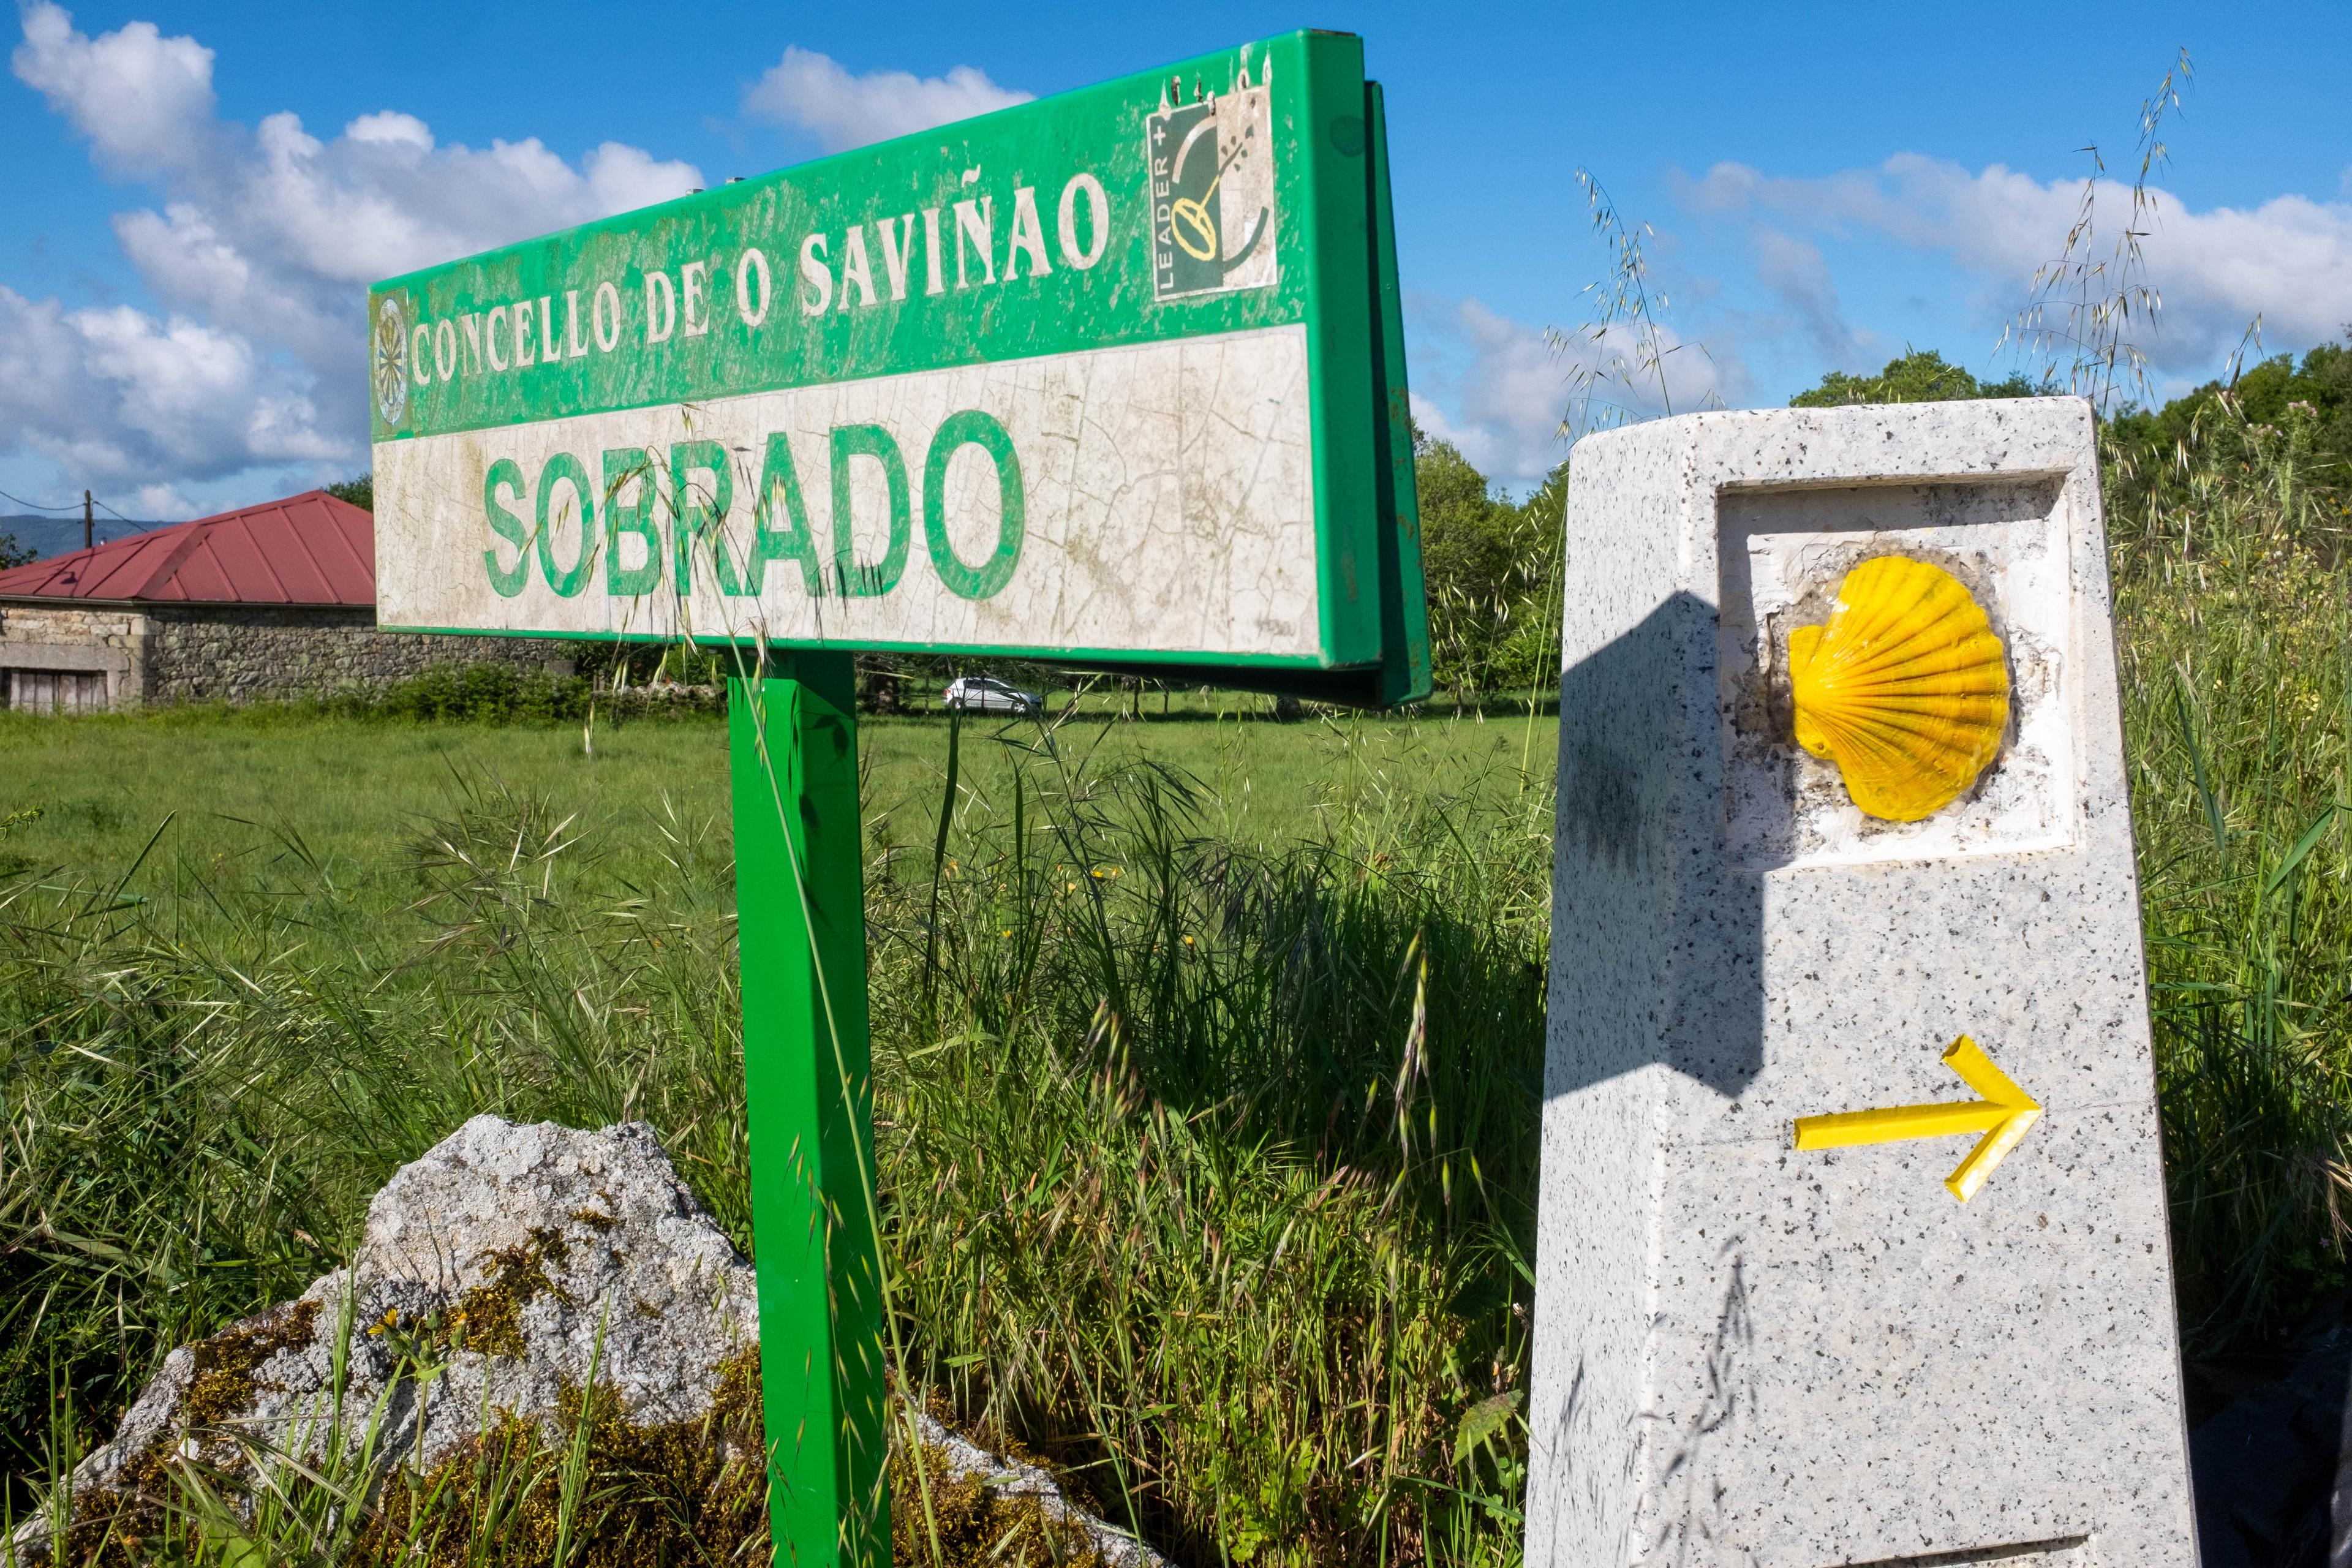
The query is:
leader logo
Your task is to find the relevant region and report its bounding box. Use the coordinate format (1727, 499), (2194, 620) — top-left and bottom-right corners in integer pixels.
(1146, 61), (1278, 302)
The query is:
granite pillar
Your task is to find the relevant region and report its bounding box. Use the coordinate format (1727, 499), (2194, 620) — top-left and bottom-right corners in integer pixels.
(1526, 399), (2196, 1567)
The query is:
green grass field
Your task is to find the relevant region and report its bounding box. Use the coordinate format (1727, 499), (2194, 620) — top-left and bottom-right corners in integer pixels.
(0, 695), (1559, 906)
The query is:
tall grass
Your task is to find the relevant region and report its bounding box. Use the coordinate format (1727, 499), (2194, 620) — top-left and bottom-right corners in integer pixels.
(875, 724), (1550, 1564)
(2116, 395), (2352, 1352)
(0, 778), (753, 1530)
(2, 714), (1551, 1566)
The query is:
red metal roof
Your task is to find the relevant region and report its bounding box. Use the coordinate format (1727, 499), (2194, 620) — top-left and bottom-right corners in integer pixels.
(0, 491), (375, 607)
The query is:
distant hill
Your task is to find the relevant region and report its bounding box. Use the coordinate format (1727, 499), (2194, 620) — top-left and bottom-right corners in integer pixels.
(0, 513), (170, 564)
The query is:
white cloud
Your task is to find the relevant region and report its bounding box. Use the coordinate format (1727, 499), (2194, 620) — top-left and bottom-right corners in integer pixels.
(2, 2), (704, 494)
(1746, 227), (1874, 368)
(1408, 299), (1568, 484)
(0, 285), (331, 484)
(745, 47), (1030, 153)
(584, 142), (702, 216)
(126, 482), (196, 520)
(1408, 296), (1735, 485)
(1684, 154), (2352, 375)
(11, 1), (216, 173)
(344, 110), (431, 150)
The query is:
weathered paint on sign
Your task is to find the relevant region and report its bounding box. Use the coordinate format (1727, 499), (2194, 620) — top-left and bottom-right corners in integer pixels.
(369, 31), (1427, 704)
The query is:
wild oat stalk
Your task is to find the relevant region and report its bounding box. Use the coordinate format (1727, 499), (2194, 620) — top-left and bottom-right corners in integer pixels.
(2000, 46), (2192, 412)
(1551, 170), (1717, 438)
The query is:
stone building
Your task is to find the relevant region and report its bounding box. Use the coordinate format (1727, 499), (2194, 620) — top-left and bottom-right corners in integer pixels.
(0, 490), (568, 710)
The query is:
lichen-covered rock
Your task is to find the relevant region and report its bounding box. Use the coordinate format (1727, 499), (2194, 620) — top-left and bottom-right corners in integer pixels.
(899, 1412), (1166, 1568)
(30, 1115), (760, 1542)
(23, 1114), (1164, 1568)
(348, 1113), (760, 1441)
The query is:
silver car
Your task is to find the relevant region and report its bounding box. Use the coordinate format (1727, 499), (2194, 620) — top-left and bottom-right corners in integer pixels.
(941, 675), (1043, 716)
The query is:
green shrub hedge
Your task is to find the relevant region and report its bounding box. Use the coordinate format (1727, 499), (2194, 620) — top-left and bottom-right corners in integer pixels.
(303, 663), (723, 724)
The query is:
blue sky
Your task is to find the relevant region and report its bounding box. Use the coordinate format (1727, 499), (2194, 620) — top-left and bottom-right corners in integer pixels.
(4, 0), (2348, 518)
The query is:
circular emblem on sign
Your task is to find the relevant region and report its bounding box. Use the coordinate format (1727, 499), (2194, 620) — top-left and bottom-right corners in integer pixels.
(372, 296), (410, 426)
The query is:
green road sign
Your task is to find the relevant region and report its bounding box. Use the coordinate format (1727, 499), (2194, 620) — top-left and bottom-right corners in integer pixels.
(371, 29), (1423, 1568)
(370, 29), (1425, 707)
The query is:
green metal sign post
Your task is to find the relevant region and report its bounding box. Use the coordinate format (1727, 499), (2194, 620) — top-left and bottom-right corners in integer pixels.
(371, 30), (1425, 1565)
(729, 655), (889, 1564)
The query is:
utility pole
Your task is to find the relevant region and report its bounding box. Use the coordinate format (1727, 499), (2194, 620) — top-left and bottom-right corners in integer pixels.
(83, 490), (92, 552)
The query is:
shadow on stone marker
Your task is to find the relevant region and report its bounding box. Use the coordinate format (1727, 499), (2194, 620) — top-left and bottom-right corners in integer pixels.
(1550, 589), (1765, 1101)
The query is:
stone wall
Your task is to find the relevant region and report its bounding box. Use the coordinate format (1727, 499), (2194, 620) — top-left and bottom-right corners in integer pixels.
(1, 600), (575, 708)
(142, 606), (573, 703)
(0, 602), (148, 704)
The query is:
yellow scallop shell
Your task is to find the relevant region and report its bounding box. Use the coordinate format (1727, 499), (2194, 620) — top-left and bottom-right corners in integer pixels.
(1786, 556), (2010, 822)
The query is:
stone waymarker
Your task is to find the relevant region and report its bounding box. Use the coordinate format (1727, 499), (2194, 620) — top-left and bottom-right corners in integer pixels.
(1527, 399), (2196, 1567)
(370, 31), (1427, 1567)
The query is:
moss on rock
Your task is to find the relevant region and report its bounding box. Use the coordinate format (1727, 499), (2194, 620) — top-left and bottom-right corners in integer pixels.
(360, 1344), (768, 1568)
(891, 1439), (1107, 1568)
(440, 1227), (567, 1358)
(183, 1299), (320, 1427)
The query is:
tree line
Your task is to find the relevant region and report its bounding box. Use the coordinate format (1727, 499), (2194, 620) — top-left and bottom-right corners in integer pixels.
(1413, 341), (2352, 703)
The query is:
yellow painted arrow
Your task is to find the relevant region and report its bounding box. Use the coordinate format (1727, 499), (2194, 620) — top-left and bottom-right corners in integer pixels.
(1792, 1035), (2042, 1204)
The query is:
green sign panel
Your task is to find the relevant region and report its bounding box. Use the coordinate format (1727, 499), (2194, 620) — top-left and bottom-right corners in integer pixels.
(372, 31), (1425, 1568)
(371, 29), (1425, 706)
